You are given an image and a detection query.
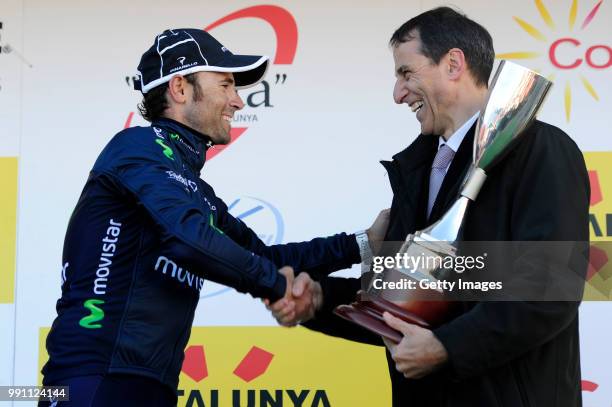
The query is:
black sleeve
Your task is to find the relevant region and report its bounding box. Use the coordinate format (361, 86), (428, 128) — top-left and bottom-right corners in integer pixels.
(215, 198), (362, 277)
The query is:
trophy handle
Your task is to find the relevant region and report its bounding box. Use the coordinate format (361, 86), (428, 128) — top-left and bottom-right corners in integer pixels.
(460, 166), (487, 201)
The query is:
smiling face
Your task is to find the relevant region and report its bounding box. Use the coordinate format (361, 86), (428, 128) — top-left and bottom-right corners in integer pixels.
(392, 32), (453, 137)
(183, 71), (245, 144)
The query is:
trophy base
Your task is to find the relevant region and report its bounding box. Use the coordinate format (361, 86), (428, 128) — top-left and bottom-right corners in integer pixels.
(334, 291), (431, 343)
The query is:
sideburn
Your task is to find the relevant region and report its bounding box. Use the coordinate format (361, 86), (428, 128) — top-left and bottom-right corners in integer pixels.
(185, 74), (204, 102)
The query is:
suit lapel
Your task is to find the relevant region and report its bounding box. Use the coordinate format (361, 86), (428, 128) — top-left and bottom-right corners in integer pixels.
(428, 123), (476, 223)
(382, 134), (437, 239)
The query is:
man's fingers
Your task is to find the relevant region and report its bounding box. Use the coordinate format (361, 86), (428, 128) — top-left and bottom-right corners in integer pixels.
(272, 302), (295, 317)
(382, 336), (397, 352)
(267, 298), (286, 311)
(382, 312), (415, 335)
(292, 273), (311, 297)
(275, 312), (296, 326)
(268, 299), (295, 318)
(278, 311), (298, 327)
(279, 266), (295, 280)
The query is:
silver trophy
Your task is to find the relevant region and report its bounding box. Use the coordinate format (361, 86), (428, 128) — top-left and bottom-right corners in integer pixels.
(335, 60), (553, 342)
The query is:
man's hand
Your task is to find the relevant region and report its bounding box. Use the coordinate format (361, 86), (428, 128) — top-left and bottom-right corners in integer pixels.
(265, 269), (323, 327)
(367, 209), (390, 255)
(265, 266), (296, 325)
(382, 312), (448, 379)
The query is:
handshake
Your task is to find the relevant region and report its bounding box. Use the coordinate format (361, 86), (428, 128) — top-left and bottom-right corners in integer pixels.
(264, 267), (323, 326)
(262, 208), (449, 379)
(264, 266), (323, 326)
(264, 208), (391, 327)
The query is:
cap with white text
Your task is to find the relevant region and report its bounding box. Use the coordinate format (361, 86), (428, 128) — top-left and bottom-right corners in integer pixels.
(135, 28), (269, 93)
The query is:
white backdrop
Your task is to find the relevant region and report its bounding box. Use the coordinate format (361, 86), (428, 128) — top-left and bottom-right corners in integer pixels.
(1, 0), (611, 406)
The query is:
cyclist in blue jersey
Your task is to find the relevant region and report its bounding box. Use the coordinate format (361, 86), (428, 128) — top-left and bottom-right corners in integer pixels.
(40, 28), (388, 407)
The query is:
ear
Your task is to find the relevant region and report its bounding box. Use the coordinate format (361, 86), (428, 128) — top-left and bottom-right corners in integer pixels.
(445, 48), (466, 81)
(167, 75), (189, 104)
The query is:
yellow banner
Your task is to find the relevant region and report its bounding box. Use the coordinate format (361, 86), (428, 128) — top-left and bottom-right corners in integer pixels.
(0, 157), (18, 304)
(39, 326), (391, 406)
(585, 152), (612, 299)
(38, 327), (50, 385)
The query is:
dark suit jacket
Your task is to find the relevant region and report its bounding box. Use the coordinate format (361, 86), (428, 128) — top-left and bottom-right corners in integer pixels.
(304, 120), (589, 407)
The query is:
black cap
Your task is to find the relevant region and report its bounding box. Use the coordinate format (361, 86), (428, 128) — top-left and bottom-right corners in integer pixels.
(135, 28), (269, 93)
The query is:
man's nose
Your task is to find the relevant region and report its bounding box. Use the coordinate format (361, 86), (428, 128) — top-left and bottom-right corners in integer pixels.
(231, 90), (245, 110)
(393, 79), (407, 104)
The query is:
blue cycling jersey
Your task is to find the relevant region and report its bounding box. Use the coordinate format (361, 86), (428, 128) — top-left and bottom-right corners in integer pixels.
(42, 118), (360, 392)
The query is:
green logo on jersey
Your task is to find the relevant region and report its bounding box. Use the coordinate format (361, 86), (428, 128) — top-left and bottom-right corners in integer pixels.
(155, 139), (175, 161)
(170, 133), (179, 140)
(79, 299), (105, 329)
(209, 213), (224, 235)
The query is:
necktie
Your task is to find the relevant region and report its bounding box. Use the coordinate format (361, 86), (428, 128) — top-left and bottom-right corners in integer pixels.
(427, 144), (455, 217)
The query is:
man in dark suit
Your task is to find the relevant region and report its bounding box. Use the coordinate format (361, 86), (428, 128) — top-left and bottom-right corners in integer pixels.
(269, 7), (589, 407)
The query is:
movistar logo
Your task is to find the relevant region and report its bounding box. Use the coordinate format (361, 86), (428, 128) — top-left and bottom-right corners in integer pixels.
(156, 139), (175, 161)
(170, 132), (201, 156)
(79, 299), (105, 329)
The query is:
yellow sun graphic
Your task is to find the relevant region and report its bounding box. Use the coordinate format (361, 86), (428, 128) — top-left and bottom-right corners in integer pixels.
(496, 0), (604, 121)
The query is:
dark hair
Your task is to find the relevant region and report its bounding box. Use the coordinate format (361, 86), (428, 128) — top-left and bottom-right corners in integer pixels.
(389, 7), (494, 87)
(137, 73), (201, 122)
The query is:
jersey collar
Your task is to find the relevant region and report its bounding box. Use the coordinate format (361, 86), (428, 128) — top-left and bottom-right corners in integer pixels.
(152, 118), (211, 172)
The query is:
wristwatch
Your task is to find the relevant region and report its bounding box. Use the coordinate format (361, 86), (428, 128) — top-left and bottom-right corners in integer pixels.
(355, 230), (373, 263)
